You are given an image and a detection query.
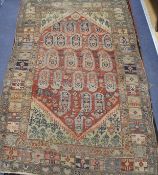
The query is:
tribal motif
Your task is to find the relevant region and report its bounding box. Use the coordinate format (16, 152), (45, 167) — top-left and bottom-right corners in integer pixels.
(32, 12), (119, 139)
(0, 0), (157, 175)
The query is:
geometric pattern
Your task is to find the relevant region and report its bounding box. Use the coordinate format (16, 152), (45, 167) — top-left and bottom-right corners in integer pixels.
(0, 0), (157, 174)
(31, 11), (119, 139)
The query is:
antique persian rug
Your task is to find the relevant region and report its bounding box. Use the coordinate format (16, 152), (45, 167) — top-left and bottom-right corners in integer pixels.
(0, 0), (157, 174)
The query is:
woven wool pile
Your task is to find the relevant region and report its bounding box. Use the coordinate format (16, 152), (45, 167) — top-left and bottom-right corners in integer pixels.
(0, 0), (157, 174)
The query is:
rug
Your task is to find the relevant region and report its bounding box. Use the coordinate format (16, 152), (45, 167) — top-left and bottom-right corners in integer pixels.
(0, 0), (157, 174)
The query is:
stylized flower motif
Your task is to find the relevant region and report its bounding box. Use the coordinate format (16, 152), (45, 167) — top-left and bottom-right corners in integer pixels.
(7, 122), (19, 133)
(134, 160), (148, 172)
(121, 159), (134, 171)
(32, 151), (44, 164)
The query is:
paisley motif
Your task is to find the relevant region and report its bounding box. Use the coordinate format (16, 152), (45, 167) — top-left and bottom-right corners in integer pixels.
(56, 33), (66, 48)
(64, 50), (78, 69)
(98, 50), (113, 72)
(80, 20), (90, 34)
(60, 91), (71, 114)
(102, 34), (113, 50)
(65, 21), (76, 33)
(81, 92), (92, 113)
(94, 93), (105, 117)
(75, 114), (84, 134)
(62, 74), (72, 91)
(73, 71), (84, 91)
(51, 69), (62, 90)
(52, 22), (61, 32)
(104, 73), (117, 92)
(87, 71), (98, 92)
(71, 34), (82, 49)
(36, 49), (47, 69)
(38, 69), (50, 89)
(44, 33), (54, 47)
(47, 49), (59, 69)
(88, 33), (99, 50)
(82, 49), (95, 71)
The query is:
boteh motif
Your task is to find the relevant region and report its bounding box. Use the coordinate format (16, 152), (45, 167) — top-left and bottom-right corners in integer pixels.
(32, 12), (119, 140)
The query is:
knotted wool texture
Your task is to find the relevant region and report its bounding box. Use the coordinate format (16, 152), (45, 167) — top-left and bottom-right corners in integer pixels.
(0, 0), (157, 174)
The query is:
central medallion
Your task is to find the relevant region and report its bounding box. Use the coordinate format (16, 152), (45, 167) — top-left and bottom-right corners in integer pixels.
(31, 12), (119, 140)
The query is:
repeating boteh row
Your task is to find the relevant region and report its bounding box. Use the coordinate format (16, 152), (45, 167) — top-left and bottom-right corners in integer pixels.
(36, 70), (117, 93)
(41, 32), (113, 50)
(36, 49), (114, 72)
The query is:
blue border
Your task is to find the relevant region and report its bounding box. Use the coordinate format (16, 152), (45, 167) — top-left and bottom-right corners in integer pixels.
(130, 0), (158, 130)
(0, 0), (20, 93)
